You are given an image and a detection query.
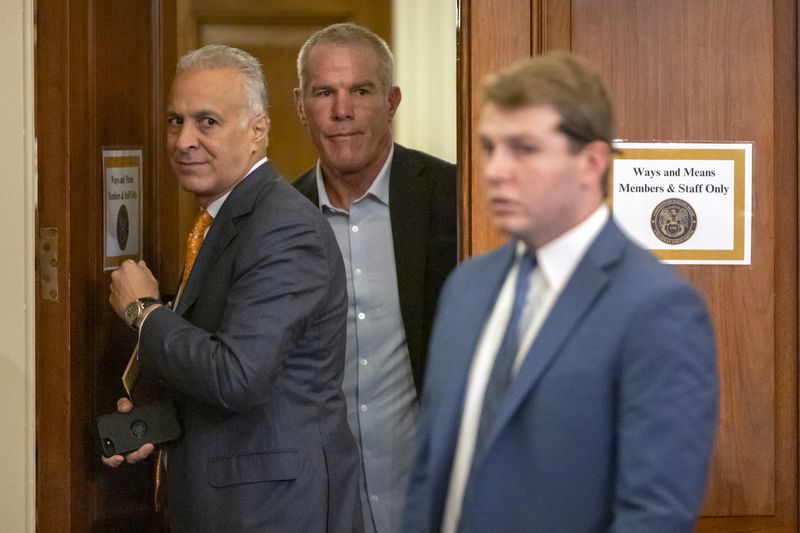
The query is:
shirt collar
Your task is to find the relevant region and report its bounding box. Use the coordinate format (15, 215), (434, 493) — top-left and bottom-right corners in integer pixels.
(204, 157), (268, 218)
(315, 145), (394, 212)
(519, 203), (609, 293)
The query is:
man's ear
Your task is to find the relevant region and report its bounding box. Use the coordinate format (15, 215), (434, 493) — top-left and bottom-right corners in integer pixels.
(294, 88), (306, 125)
(251, 113), (269, 149)
(387, 86), (402, 121)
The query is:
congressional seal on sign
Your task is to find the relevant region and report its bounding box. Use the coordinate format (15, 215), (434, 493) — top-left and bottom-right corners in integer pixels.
(116, 204), (130, 251)
(650, 198), (697, 245)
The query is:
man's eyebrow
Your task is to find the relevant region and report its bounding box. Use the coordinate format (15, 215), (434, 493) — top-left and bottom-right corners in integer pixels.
(189, 109), (219, 118)
(167, 109), (221, 119)
(309, 81), (378, 90)
(490, 133), (539, 144)
(309, 82), (334, 91)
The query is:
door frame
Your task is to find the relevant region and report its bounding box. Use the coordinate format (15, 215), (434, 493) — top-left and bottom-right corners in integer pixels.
(3, 0), (35, 531)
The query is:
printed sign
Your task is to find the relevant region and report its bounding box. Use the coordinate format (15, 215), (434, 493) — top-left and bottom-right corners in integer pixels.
(103, 148), (142, 270)
(610, 142), (752, 264)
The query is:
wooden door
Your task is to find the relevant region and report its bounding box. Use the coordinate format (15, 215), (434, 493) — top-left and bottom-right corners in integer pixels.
(35, 0), (178, 531)
(459, 1), (798, 531)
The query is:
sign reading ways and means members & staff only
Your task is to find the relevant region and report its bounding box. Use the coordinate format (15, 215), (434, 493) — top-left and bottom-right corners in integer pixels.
(103, 147), (143, 270)
(610, 142), (752, 265)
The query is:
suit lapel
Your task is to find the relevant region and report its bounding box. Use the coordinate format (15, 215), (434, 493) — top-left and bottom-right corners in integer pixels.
(294, 146), (433, 343)
(389, 144), (434, 373)
(477, 220), (627, 463)
(430, 244), (518, 464)
(292, 167), (319, 206)
(293, 147), (435, 389)
(175, 163), (273, 315)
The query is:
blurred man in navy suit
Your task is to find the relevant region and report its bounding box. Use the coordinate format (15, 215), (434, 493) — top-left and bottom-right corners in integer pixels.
(404, 51), (718, 533)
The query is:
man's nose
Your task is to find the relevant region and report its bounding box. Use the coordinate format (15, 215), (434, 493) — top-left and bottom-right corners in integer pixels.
(332, 93), (354, 120)
(173, 123), (198, 151)
(483, 148), (513, 183)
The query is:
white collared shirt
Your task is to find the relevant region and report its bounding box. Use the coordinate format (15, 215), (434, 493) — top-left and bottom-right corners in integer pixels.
(204, 156), (268, 219)
(441, 204), (610, 533)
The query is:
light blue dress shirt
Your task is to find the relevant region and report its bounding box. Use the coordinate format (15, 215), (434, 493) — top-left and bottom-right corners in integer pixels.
(315, 148), (418, 533)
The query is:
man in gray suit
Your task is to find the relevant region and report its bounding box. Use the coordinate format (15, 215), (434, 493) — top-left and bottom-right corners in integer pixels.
(404, 52), (718, 532)
(292, 23), (457, 533)
(105, 44), (361, 532)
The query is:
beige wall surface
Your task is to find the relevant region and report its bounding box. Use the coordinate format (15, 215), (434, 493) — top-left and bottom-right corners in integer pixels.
(392, 0), (457, 163)
(0, 0), (35, 531)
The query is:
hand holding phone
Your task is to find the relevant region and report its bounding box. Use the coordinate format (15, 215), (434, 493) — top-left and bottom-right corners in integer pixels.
(97, 399), (182, 458)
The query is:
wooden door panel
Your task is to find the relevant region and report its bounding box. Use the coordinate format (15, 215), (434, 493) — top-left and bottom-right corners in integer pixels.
(460, 0), (797, 530)
(573, 0), (789, 523)
(576, 2), (797, 529)
(36, 0), (177, 531)
(459, 0), (532, 256)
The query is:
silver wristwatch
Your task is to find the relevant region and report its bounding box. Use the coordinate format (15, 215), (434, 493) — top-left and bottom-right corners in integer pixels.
(123, 297), (162, 329)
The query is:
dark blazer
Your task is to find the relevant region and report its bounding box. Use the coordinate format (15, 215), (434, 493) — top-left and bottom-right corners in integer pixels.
(404, 219), (719, 533)
(292, 143), (457, 391)
(139, 162), (362, 533)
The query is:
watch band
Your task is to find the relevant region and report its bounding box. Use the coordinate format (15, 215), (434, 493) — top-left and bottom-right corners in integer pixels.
(124, 296), (163, 330)
(134, 297), (163, 330)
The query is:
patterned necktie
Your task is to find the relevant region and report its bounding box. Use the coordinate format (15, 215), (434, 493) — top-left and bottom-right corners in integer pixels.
(180, 209), (213, 291)
(473, 251), (537, 462)
(154, 208), (212, 512)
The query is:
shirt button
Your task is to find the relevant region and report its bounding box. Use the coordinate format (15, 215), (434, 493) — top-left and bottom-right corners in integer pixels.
(360, 404), (368, 412)
(360, 359), (368, 366)
(370, 495), (379, 502)
(352, 225), (359, 232)
(354, 268), (362, 275)
(357, 312), (365, 320)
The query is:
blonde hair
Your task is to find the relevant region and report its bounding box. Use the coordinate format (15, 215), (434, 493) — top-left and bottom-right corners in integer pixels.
(484, 51), (615, 153)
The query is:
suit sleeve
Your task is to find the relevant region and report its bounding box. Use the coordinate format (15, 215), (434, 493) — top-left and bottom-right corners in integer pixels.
(609, 283), (718, 532)
(139, 212), (339, 413)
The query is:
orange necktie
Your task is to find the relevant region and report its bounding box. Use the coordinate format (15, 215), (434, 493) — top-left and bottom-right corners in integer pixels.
(180, 209), (213, 291)
(155, 208), (213, 512)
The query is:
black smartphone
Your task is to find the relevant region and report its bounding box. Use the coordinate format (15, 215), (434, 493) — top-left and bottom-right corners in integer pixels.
(97, 399), (182, 457)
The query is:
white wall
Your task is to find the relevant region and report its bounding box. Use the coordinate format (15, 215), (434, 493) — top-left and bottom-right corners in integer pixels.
(392, 0), (457, 164)
(0, 0), (35, 531)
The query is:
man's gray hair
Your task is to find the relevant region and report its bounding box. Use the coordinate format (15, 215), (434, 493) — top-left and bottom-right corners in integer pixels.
(178, 44), (268, 119)
(297, 23), (394, 91)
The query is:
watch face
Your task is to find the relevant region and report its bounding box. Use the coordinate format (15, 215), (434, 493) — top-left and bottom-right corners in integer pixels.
(124, 301), (141, 327)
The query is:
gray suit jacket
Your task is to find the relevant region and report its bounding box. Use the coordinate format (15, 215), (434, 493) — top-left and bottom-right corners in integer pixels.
(404, 219), (718, 532)
(139, 162), (362, 532)
(292, 144), (457, 391)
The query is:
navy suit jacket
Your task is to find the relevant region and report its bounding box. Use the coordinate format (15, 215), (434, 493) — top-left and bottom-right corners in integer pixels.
(292, 143), (457, 391)
(404, 219), (718, 533)
(139, 162), (362, 532)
